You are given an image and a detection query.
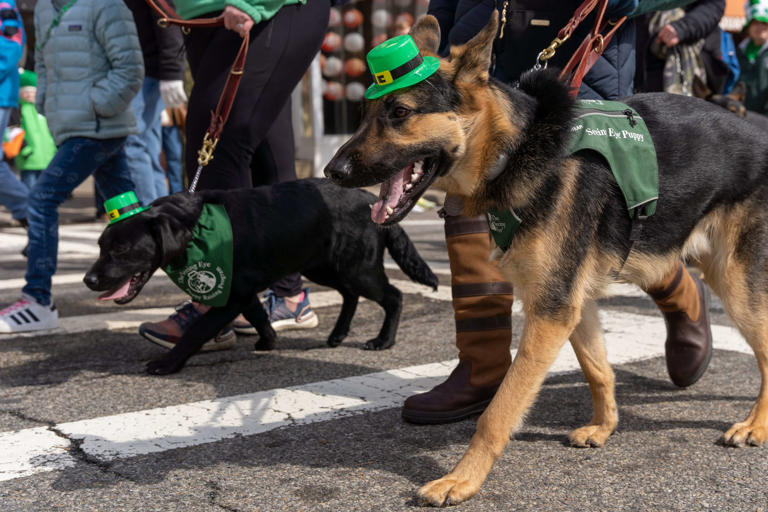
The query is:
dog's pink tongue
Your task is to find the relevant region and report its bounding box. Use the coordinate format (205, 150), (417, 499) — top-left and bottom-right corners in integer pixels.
(371, 167), (409, 224)
(98, 279), (131, 301)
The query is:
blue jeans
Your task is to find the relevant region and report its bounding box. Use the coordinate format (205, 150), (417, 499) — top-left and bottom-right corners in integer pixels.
(20, 170), (41, 191)
(162, 125), (184, 194)
(125, 77), (167, 205)
(23, 137), (134, 305)
(0, 107), (29, 221)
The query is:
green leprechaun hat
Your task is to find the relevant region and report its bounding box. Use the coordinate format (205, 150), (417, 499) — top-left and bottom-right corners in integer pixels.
(104, 191), (150, 225)
(365, 34), (440, 100)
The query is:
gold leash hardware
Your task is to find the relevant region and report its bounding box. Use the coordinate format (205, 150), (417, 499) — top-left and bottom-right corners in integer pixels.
(197, 133), (219, 167)
(538, 32), (570, 63)
(156, 17), (190, 34)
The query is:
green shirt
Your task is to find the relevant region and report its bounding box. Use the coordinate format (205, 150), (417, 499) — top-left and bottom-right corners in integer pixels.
(174, 0), (304, 25)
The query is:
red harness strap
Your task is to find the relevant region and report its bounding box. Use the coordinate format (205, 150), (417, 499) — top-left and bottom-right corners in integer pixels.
(144, 0), (250, 174)
(538, 0), (627, 97)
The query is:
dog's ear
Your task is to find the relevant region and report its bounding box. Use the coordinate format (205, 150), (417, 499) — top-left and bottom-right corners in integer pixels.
(409, 14), (440, 56)
(447, 10), (498, 84)
(147, 195), (201, 267)
(692, 76), (711, 100)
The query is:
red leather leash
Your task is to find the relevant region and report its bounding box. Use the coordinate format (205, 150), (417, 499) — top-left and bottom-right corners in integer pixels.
(536, 0), (627, 97)
(144, 0), (250, 190)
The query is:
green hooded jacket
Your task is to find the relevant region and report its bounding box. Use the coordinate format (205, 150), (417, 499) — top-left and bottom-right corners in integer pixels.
(15, 100), (57, 171)
(173, 0), (304, 25)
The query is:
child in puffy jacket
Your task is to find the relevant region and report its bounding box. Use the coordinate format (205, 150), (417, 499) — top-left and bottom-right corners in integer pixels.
(0, 0), (143, 334)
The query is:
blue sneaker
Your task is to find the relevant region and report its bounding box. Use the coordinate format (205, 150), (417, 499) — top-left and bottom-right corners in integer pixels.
(234, 288), (319, 334)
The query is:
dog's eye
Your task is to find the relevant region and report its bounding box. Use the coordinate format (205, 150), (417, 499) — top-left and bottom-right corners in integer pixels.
(392, 106), (412, 119)
(112, 243), (131, 256)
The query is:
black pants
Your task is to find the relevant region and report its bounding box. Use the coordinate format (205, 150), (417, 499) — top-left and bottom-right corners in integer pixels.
(184, 0), (329, 297)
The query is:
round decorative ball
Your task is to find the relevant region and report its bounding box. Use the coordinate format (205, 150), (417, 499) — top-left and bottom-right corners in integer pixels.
(343, 8), (363, 28)
(343, 32), (365, 53)
(321, 31), (341, 53)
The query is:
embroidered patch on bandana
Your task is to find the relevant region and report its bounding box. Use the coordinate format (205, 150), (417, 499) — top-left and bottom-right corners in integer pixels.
(163, 203), (233, 307)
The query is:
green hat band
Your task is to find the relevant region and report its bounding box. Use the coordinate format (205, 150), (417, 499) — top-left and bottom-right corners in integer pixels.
(373, 53), (424, 86)
(104, 191), (150, 225)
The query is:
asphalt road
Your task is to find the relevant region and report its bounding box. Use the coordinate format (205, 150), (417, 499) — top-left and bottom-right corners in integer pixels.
(0, 185), (767, 511)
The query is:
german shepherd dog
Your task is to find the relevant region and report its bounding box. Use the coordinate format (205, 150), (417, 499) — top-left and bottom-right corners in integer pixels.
(325, 13), (768, 506)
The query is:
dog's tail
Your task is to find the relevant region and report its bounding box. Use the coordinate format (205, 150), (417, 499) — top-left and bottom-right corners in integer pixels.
(384, 225), (438, 291)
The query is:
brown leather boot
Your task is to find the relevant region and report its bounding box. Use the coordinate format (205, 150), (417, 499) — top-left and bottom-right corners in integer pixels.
(645, 262), (713, 388)
(403, 199), (514, 424)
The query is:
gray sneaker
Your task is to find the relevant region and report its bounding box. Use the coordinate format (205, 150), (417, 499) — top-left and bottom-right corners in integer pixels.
(234, 288), (318, 334)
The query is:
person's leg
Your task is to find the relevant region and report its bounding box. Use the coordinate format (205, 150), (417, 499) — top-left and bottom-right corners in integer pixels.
(21, 138), (131, 306)
(252, 99), (303, 301)
(91, 139), (137, 206)
(162, 125), (184, 194)
(644, 261), (712, 387)
(0, 107), (28, 222)
(403, 195), (515, 424)
(139, 79), (169, 199)
(20, 170), (40, 191)
(125, 78), (161, 206)
(233, 99), (314, 334)
(184, 0), (330, 190)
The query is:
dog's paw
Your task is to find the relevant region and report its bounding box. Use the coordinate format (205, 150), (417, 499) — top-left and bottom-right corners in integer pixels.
(417, 474), (480, 507)
(723, 421), (768, 447)
(253, 335), (276, 351)
(146, 358), (184, 375)
(327, 333), (346, 347)
(363, 337), (395, 351)
(568, 424), (613, 448)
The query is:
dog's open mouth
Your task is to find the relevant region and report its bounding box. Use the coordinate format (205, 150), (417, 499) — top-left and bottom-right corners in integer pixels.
(371, 158), (439, 224)
(98, 271), (151, 304)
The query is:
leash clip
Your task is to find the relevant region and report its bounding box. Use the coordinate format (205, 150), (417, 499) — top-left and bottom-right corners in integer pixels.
(197, 133), (219, 167)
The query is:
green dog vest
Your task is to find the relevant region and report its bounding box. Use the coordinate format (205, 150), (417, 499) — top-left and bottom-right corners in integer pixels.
(487, 100), (659, 251)
(163, 203), (233, 307)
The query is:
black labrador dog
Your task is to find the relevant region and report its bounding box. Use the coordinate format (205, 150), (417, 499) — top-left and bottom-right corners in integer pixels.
(84, 178), (438, 375)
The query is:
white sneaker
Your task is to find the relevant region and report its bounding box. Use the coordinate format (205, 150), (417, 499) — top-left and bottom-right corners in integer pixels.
(0, 294), (59, 333)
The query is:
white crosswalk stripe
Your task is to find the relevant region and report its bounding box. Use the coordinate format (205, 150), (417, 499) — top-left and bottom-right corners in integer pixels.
(0, 310), (750, 483)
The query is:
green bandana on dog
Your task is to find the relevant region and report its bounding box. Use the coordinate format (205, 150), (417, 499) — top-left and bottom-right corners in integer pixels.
(163, 203), (233, 307)
(487, 100), (659, 251)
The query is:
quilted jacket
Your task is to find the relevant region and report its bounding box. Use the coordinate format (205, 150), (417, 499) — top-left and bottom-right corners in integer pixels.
(34, 0), (144, 144)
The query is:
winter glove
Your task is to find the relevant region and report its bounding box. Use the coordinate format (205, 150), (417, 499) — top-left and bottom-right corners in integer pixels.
(159, 80), (187, 109)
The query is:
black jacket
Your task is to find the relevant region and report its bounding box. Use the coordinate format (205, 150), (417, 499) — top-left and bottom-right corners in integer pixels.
(635, 0), (726, 93)
(427, 0), (637, 100)
(124, 0), (185, 81)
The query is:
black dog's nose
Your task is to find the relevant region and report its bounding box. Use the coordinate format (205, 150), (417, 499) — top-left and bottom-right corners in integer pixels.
(324, 158), (353, 184)
(83, 273), (99, 289)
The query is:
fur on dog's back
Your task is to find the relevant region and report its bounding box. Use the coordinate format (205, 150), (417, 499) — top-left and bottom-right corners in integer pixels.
(195, 178), (437, 299)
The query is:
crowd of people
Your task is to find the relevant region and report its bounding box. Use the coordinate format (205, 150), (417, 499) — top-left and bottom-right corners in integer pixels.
(0, 0), (766, 425)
